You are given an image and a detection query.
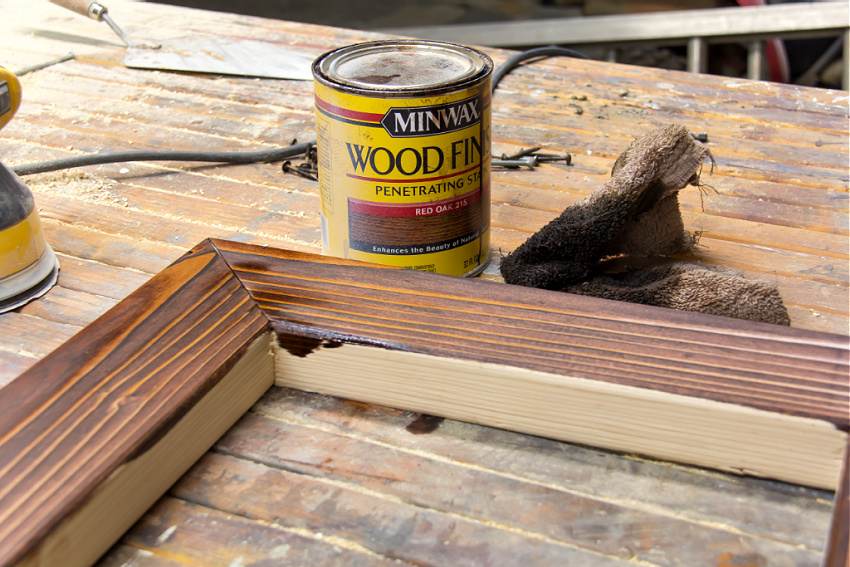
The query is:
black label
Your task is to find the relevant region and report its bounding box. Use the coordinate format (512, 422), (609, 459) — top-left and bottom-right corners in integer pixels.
(380, 96), (481, 138)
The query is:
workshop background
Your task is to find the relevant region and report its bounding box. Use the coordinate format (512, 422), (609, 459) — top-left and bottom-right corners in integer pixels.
(151, 0), (846, 89)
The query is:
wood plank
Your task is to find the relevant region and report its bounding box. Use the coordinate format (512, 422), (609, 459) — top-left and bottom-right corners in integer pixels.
(97, 544), (189, 567)
(823, 442), (850, 567)
(166, 451), (637, 565)
(217, 241), (849, 425)
(210, 411), (826, 565)
(110, 497), (403, 567)
(254, 387), (836, 550)
(0, 240), (274, 566)
(785, 308), (849, 336)
(0, 352), (40, 390)
(15, 285), (119, 328)
(824, 441), (850, 567)
(210, 240), (848, 489)
(41, 219), (183, 274)
(33, 189), (321, 257)
(490, 199), (848, 279)
(487, 168), (849, 232)
(492, 57), (849, 129)
(0, 313), (82, 359)
(491, 109), (848, 178)
(493, 121), (847, 190)
(274, 342), (845, 489)
(53, 252), (153, 300)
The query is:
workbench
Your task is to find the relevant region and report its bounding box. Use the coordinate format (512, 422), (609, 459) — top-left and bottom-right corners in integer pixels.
(1, 1), (848, 565)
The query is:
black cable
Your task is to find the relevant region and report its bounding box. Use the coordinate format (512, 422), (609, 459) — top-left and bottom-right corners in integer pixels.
(493, 46), (589, 90)
(12, 142), (316, 176)
(12, 47), (584, 177)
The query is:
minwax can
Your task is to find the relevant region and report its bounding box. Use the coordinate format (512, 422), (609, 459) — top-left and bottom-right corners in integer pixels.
(312, 40), (492, 276)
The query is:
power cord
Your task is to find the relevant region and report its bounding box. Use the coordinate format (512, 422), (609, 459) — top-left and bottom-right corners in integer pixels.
(493, 46), (589, 90)
(12, 142), (315, 176)
(11, 46), (587, 176)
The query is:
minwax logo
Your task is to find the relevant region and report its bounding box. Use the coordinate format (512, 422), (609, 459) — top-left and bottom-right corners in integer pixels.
(381, 96), (481, 138)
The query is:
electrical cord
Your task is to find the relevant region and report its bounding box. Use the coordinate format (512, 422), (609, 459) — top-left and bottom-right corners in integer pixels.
(10, 47), (585, 176)
(493, 46), (589, 90)
(11, 142), (316, 176)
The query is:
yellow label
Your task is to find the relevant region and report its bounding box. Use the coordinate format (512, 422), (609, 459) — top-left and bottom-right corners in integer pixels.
(0, 209), (47, 279)
(314, 79), (491, 276)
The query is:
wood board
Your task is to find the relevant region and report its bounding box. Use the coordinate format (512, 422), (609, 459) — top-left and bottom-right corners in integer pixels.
(0, 238), (847, 566)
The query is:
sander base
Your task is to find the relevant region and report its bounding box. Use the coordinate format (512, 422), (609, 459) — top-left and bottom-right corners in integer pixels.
(0, 245), (59, 314)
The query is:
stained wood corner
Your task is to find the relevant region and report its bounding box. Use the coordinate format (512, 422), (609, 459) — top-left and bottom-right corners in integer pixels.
(0, 238), (847, 566)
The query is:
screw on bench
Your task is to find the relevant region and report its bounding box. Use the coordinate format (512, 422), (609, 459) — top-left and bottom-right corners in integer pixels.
(492, 156), (539, 169)
(282, 160), (318, 180)
(534, 153), (572, 166)
(497, 147), (542, 160)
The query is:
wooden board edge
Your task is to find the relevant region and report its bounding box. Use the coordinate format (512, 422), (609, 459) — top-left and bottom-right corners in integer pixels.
(823, 440), (850, 567)
(274, 341), (847, 491)
(20, 332), (275, 567)
(0, 240), (273, 566)
(218, 239), (849, 431)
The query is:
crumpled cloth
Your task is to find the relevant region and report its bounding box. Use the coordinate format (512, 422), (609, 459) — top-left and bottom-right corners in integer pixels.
(500, 124), (791, 326)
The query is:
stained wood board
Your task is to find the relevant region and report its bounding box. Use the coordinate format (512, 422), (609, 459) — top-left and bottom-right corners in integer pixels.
(0, 242), (273, 566)
(0, 239), (847, 566)
(825, 438), (850, 567)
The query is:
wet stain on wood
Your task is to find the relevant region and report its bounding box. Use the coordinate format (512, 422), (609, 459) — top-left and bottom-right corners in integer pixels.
(270, 318), (405, 358)
(275, 333), (325, 357)
(275, 332), (342, 358)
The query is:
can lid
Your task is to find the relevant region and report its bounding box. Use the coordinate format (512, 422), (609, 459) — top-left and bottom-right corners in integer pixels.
(316, 41), (490, 91)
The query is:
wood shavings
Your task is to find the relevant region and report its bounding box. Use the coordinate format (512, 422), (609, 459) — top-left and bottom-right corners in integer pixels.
(27, 170), (128, 207)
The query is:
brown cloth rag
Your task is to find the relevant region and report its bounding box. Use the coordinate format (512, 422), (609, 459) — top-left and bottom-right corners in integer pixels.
(499, 124), (791, 326)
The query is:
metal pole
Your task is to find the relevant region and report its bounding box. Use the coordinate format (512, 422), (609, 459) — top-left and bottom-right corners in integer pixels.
(747, 40), (764, 80)
(841, 28), (850, 91)
(687, 37), (707, 74)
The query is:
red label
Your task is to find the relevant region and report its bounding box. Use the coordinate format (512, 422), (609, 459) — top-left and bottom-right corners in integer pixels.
(348, 187), (482, 218)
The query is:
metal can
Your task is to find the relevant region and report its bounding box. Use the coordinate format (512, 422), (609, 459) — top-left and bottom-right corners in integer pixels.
(312, 40), (492, 276)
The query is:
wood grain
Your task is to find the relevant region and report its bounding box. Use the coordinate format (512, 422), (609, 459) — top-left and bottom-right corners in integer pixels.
(824, 442), (850, 567)
(253, 387), (837, 549)
(206, 411), (825, 565)
(215, 240), (849, 428)
(104, 497), (403, 567)
(0, 240), (273, 566)
(100, 385), (836, 565)
(210, 239), (848, 488)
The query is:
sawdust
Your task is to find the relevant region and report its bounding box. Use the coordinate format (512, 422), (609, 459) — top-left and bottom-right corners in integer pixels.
(26, 170), (129, 208)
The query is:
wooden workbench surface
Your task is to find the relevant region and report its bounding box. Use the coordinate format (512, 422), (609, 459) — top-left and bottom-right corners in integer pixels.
(1, 1), (847, 565)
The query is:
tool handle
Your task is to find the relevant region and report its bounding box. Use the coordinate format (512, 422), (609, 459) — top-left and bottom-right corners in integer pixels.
(49, 0), (106, 20)
(0, 67), (22, 132)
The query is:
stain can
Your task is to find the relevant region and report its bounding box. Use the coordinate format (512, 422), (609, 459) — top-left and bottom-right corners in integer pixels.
(312, 40), (492, 276)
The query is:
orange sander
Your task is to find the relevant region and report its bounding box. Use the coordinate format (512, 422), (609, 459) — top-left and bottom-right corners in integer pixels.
(0, 67), (59, 313)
